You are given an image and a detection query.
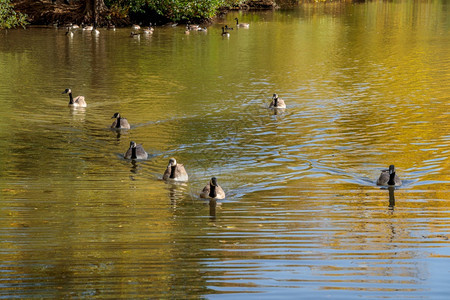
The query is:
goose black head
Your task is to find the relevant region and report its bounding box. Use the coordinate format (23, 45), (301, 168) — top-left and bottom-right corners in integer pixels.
(168, 158), (177, 166)
(389, 165), (395, 175)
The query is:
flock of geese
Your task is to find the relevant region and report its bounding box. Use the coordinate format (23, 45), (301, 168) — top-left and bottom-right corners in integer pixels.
(62, 85), (402, 202)
(61, 88), (230, 199)
(62, 16), (402, 198)
(64, 18), (250, 39)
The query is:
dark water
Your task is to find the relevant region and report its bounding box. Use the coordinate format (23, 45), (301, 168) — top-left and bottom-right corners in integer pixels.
(0, 1), (449, 298)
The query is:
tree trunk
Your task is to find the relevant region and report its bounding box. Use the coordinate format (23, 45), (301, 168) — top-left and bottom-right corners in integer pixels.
(82, 0), (107, 25)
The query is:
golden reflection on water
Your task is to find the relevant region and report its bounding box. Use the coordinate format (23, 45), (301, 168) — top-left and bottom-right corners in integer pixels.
(0, 1), (449, 298)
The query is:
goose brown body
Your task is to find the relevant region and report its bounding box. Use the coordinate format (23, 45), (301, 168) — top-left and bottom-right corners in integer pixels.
(163, 158), (188, 181)
(377, 165), (402, 186)
(235, 18), (249, 28)
(200, 177), (225, 199)
(124, 141), (147, 160)
(62, 88), (87, 107)
(111, 113), (131, 129)
(269, 93), (286, 108)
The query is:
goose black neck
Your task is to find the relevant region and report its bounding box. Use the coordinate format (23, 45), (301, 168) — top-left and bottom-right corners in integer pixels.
(131, 147), (137, 159)
(274, 98), (278, 107)
(115, 117), (121, 128)
(209, 184), (217, 198)
(388, 172), (396, 185)
(170, 165), (176, 179)
(68, 92), (74, 104)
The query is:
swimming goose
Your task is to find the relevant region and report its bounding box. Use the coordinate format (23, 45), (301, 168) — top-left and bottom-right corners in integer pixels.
(124, 141), (147, 160)
(130, 31), (140, 38)
(143, 27), (153, 34)
(184, 25), (190, 35)
(143, 24), (154, 34)
(111, 112), (131, 129)
(269, 93), (286, 108)
(83, 25), (93, 31)
(93, 27), (100, 35)
(200, 177), (226, 199)
(62, 88), (87, 107)
(221, 27), (230, 37)
(162, 158), (188, 181)
(65, 29), (73, 37)
(235, 18), (249, 28)
(132, 24), (141, 30)
(188, 22), (199, 30)
(377, 165), (402, 186)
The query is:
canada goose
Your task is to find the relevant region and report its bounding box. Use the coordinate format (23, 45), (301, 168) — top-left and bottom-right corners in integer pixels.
(197, 27), (207, 32)
(162, 158), (188, 181)
(143, 27), (153, 34)
(184, 25), (190, 35)
(225, 25), (233, 30)
(130, 32), (140, 38)
(269, 93), (286, 108)
(65, 29), (73, 37)
(132, 24), (141, 30)
(62, 88), (87, 107)
(221, 27), (230, 37)
(235, 18), (249, 28)
(200, 177), (225, 199)
(83, 25), (93, 31)
(188, 22), (199, 30)
(111, 112), (131, 129)
(93, 27), (100, 35)
(377, 165), (402, 186)
(71, 24), (80, 29)
(107, 23), (116, 31)
(124, 141), (147, 160)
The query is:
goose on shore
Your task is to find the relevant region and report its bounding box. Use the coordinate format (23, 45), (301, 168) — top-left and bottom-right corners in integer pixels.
(200, 177), (225, 199)
(62, 88), (87, 107)
(162, 158), (188, 181)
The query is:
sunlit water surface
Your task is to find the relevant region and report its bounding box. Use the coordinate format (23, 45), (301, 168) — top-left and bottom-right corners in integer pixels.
(0, 1), (449, 299)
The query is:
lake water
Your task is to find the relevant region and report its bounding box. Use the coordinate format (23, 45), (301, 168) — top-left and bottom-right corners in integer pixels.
(0, 1), (449, 298)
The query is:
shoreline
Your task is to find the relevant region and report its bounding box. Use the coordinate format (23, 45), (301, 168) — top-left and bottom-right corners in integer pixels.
(12, 0), (278, 27)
